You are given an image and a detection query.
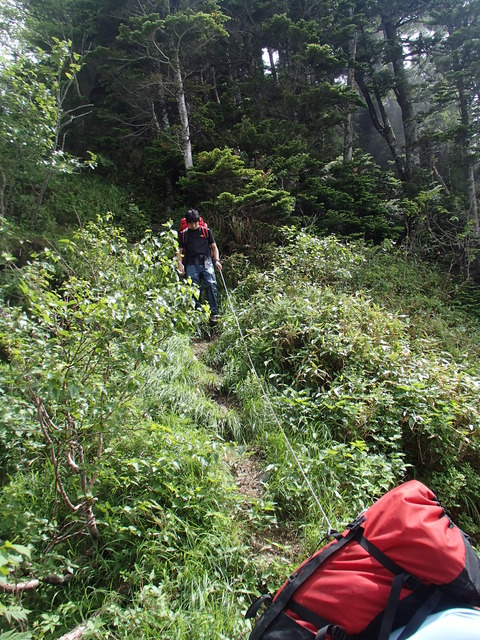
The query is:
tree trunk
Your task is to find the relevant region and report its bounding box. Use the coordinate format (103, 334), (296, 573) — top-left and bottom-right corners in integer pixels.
(173, 53), (193, 171)
(211, 66), (221, 103)
(267, 47), (278, 83)
(380, 10), (418, 180)
(32, 166), (54, 224)
(456, 65), (479, 237)
(0, 165), (5, 217)
(466, 163), (479, 236)
(343, 10), (357, 164)
(153, 80), (171, 134)
(356, 72), (407, 180)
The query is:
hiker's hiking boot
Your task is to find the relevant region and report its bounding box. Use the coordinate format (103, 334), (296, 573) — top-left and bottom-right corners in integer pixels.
(209, 314), (220, 324)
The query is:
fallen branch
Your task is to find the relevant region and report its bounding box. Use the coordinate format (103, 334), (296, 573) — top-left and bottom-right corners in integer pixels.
(0, 572), (71, 593)
(0, 578), (39, 593)
(57, 623), (88, 640)
(57, 610), (102, 640)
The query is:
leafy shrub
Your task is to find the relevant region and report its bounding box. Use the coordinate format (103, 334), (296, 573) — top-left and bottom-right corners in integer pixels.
(296, 155), (404, 242)
(263, 434), (404, 524)
(0, 541), (32, 639)
(177, 147), (295, 251)
(38, 174), (150, 241)
(0, 414), (264, 638)
(87, 581), (253, 640)
(212, 231), (480, 528)
(0, 238), (272, 638)
(0, 215), (199, 543)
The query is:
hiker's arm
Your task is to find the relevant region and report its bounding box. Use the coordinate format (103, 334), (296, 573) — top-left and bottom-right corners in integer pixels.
(210, 243), (222, 270)
(177, 247), (185, 275)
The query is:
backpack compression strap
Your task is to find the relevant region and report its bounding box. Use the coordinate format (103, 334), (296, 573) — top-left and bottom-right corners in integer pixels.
(181, 226), (209, 246)
(248, 523), (441, 640)
(286, 533), (440, 640)
(356, 535), (442, 640)
(248, 523), (363, 640)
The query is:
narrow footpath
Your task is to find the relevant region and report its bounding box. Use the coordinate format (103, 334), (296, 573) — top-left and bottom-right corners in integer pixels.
(193, 337), (301, 566)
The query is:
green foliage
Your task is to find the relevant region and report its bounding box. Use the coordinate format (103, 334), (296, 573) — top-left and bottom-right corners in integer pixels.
(87, 580), (251, 640)
(178, 147), (295, 250)
(2, 1), (480, 636)
(0, 413), (264, 638)
(264, 436), (402, 522)
(212, 230), (480, 526)
(0, 37), (94, 223)
(452, 279), (480, 318)
(120, 7), (230, 50)
(37, 174), (150, 240)
(94, 422), (246, 574)
(0, 541), (32, 638)
(82, 413), (277, 639)
(0, 215), (198, 542)
(297, 155), (404, 241)
(0, 272), (273, 638)
(136, 335), (243, 441)
(1, 215), (480, 637)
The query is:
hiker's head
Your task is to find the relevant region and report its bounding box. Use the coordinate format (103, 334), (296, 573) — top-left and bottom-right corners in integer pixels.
(185, 209), (200, 223)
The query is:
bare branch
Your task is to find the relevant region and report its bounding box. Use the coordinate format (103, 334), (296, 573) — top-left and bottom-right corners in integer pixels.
(0, 572), (72, 594)
(0, 578), (40, 593)
(66, 449), (81, 472)
(57, 625), (88, 640)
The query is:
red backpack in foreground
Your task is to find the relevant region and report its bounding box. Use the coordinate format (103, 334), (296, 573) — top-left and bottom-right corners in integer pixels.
(247, 480), (480, 640)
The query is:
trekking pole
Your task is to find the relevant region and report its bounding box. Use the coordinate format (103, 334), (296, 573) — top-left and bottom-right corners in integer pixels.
(218, 269), (334, 532)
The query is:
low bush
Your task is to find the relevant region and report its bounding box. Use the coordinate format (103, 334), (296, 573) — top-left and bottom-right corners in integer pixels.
(211, 231), (480, 530)
(0, 217), (275, 637)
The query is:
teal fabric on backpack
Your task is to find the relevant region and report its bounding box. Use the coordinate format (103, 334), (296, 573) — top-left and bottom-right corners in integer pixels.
(389, 608), (480, 640)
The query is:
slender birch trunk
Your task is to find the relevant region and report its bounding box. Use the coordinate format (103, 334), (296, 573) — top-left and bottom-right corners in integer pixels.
(173, 53), (193, 171)
(343, 9), (357, 164)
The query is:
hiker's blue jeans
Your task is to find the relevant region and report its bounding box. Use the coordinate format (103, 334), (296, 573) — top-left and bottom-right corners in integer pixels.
(185, 257), (219, 315)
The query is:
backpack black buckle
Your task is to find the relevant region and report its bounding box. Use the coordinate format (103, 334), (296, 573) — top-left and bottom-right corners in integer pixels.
(245, 594), (272, 619)
(325, 527), (342, 541)
(347, 514), (366, 532)
(331, 626), (348, 640)
(288, 566), (305, 582)
(403, 573), (421, 591)
(316, 625), (348, 640)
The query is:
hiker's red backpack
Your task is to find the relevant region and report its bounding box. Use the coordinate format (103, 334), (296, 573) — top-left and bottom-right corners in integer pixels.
(179, 215), (209, 246)
(246, 480), (480, 640)
(179, 215), (208, 233)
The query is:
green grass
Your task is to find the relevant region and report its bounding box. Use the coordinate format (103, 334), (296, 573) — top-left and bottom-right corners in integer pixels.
(2, 230), (480, 638)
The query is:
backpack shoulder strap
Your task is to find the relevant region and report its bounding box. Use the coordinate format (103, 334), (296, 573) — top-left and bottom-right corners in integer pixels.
(182, 227), (209, 242)
(248, 526), (361, 640)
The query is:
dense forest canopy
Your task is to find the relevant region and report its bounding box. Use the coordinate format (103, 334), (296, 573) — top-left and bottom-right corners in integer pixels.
(1, 1), (480, 639)
(0, 0), (479, 268)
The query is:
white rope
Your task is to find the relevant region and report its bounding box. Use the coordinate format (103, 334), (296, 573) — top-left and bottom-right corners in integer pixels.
(218, 269), (333, 532)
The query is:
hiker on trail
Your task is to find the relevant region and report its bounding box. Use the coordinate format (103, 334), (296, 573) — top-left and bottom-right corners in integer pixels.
(177, 208), (222, 323)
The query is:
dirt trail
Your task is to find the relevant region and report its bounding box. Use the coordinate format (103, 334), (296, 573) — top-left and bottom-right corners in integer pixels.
(229, 452), (265, 500)
(193, 338), (301, 562)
